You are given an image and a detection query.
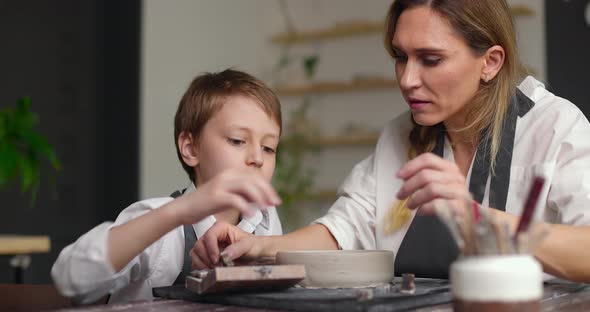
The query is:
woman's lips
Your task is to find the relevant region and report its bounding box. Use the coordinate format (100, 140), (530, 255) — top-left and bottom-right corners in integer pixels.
(408, 100), (430, 110)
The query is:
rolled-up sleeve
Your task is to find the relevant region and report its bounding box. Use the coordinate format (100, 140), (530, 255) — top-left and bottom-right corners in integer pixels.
(51, 222), (138, 304)
(51, 198), (172, 304)
(313, 155), (377, 250)
(547, 108), (590, 226)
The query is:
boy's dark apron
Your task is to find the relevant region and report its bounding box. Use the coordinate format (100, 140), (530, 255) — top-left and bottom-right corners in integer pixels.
(169, 189), (198, 285)
(394, 90), (534, 278)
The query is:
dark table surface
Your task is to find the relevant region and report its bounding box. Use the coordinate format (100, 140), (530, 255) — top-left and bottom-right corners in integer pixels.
(43, 279), (590, 312)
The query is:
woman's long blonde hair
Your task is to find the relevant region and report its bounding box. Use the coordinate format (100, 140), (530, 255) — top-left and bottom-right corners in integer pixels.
(384, 0), (526, 170)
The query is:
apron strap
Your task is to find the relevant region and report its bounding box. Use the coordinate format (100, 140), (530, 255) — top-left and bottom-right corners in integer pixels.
(169, 189), (198, 286)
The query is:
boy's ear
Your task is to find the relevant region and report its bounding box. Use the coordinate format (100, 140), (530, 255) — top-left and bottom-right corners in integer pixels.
(178, 131), (199, 167)
(481, 45), (505, 82)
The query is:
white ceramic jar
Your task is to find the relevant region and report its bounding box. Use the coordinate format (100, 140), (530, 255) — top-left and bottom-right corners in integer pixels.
(451, 255), (543, 311)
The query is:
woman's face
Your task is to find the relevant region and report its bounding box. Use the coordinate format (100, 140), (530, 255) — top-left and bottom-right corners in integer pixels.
(391, 6), (485, 128)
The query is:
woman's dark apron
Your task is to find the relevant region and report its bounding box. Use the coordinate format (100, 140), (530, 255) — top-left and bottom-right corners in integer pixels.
(394, 90), (534, 278)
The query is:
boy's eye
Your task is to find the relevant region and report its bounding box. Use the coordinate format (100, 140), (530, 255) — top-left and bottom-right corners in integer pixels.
(263, 146), (276, 154)
(227, 138), (245, 146)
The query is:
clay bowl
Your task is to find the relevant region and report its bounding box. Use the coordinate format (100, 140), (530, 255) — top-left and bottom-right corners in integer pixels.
(275, 250), (394, 288)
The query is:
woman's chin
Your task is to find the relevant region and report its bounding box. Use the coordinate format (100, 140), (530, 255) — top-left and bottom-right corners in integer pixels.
(411, 113), (441, 127)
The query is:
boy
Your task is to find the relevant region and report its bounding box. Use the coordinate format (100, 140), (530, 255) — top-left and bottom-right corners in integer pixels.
(51, 69), (283, 303)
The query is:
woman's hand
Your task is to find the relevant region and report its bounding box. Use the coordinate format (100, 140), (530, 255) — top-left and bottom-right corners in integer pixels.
(190, 221), (262, 269)
(396, 153), (470, 215)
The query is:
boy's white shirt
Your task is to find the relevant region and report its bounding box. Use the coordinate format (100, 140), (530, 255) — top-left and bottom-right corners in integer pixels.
(51, 183), (282, 304)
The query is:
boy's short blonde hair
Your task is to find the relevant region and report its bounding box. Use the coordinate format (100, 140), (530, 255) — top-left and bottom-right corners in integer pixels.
(174, 69), (282, 183)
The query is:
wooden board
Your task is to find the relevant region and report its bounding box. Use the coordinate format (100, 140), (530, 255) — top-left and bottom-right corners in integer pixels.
(185, 265), (306, 294)
(154, 279), (590, 312)
(0, 235), (50, 255)
(154, 278), (452, 312)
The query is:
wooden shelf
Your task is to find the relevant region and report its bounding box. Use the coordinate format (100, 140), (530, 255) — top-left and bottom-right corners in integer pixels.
(307, 189), (338, 201)
(309, 134), (378, 147)
(275, 78), (397, 96)
(510, 4), (535, 17)
(271, 6), (534, 44)
(276, 64), (536, 96)
(0, 235), (50, 255)
(271, 21), (382, 44)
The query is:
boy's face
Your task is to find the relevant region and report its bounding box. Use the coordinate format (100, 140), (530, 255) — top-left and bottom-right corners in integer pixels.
(193, 95), (280, 184)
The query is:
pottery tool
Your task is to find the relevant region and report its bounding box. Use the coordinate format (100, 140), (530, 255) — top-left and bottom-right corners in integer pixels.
(503, 222), (517, 254)
(433, 203), (465, 250)
(514, 176), (545, 246)
(471, 199), (500, 255)
(431, 178), (549, 258)
(220, 251), (234, 267)
(474, 221), (498, 255)
(454, 214), (475, 255)
(400, 273), (416, 295)
(471, 200), (481, 223)
(185, 264), (306, 294)
(356, 289), (374, 302)
(492, 220), (511, 254)
(383, 197), (412, 234)
(460, 197), (480, 255)
(516, 232), (530, 254)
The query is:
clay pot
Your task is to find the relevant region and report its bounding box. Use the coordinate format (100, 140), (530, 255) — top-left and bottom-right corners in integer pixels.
(276, 250), (394, 288)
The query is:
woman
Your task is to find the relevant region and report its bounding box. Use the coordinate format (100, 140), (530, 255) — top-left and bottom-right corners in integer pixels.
(193, 0), (590, 282)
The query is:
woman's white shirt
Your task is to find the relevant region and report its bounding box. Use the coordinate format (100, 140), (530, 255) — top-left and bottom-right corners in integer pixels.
(51, 183), (282, 304)
(315, 76), (590, 254)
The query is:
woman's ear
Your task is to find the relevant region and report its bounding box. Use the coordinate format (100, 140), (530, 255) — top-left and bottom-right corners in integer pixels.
(481, 45), (505, 82)
(178, 131), (199, 167)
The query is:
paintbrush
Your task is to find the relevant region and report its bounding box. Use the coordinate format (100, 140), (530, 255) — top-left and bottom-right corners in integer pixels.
(383, 197), (412, 234)
(433, 202), (465, 250)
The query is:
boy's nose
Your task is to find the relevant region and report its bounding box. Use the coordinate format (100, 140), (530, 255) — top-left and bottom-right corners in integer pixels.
(248, 158), (263, 168)
(246, 148), (263, 168)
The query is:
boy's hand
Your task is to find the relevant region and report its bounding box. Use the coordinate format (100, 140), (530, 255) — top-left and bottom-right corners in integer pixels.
(177, 169), (281, 225)
(190, 221), (261, 269)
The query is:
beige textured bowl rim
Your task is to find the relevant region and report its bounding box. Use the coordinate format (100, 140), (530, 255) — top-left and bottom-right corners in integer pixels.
(277, 250), (393, 254)
(276, 250), (395, 288)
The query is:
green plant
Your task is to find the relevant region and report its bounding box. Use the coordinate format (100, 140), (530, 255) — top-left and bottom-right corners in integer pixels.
(0, 97), (60, 203)
(273, 99), (317, 218)
(272, 53), (321, 225)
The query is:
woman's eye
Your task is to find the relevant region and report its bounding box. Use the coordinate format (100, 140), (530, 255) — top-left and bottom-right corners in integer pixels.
(423, 57), (442, 66)
(263, 146), (276, 154)
(393, 54), (407, 63)
(227, 138), (245, 146)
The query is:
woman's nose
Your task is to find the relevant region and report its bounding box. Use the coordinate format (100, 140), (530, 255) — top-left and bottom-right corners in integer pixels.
(398, 61), (422, 91)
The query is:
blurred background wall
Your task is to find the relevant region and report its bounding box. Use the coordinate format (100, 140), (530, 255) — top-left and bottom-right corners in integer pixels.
(0, 0), (140, 283)
(0, 0), (587, 284)
(140, 0), (549, 230)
